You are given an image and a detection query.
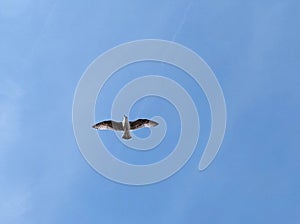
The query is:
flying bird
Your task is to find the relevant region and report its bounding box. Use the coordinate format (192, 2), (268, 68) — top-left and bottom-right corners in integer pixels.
(92, 115), (159, 140)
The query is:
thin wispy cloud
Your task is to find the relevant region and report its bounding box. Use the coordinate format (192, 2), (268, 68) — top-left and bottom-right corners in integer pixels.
(0, 79), (25, 154)
(0, 183), (32, 223)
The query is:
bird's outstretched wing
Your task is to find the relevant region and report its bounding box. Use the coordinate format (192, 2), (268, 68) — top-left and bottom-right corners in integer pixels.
(92, 120), (123, 131)
(130, 119), (158, 130)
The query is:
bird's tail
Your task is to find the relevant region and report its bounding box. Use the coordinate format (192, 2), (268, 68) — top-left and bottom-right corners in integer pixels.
(122, 131), (132, 140)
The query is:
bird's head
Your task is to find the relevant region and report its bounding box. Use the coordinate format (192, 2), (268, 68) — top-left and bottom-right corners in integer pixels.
(122, 115), (128, 125)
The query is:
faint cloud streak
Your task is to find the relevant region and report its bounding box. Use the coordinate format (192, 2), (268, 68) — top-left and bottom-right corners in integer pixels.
(0, 79), (25, 154)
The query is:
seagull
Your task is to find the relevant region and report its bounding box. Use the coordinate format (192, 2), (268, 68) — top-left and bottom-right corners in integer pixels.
(92, 115), (159, 140)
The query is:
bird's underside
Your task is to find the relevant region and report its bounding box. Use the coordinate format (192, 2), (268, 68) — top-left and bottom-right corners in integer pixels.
(92, 117), (159, 140)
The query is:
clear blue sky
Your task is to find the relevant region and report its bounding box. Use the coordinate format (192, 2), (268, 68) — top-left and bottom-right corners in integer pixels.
(1, 0), (300, 223)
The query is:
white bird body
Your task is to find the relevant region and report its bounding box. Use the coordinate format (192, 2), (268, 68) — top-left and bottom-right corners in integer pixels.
(92, 115), (158, 140)
(122, 115), (132, 139)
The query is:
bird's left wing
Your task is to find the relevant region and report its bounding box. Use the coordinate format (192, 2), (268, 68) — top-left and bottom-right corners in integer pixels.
(92, 120), (123, 131)
(130, 119), (158, 130)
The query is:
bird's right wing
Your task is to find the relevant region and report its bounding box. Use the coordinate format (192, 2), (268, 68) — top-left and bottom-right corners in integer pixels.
(92, 120), (123, 131)
(130, 119), (159, 130)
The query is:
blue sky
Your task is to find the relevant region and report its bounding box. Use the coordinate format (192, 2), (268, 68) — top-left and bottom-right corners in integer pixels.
(1, 0), (300, 223)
